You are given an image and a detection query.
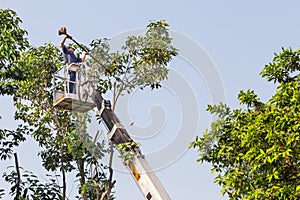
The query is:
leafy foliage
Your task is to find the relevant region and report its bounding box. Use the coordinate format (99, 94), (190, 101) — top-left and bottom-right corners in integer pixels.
(76, 161), (115, 200)
(0, 8), (29, 95)
(0, 188), (4, 199)
(0, 125), (28, 160)
(117, 141), (140, 165)
(191, 48), (300, 199)
(261, 47), (300, 83)
(86, 19), (178, 107)
(3, 168), (62, 200)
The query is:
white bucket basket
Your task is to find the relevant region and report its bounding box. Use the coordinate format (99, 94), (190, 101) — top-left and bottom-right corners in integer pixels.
(53, 63), (96, 112)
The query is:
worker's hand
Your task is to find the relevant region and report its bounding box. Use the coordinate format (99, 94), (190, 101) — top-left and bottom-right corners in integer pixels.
(85, 52), (89, 55)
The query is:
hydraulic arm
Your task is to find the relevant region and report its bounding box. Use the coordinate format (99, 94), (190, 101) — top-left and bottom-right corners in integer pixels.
(93, 90), (171, 200)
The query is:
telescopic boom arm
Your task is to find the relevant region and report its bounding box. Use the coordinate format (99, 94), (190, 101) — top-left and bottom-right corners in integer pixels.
(93, 90), (171, 200)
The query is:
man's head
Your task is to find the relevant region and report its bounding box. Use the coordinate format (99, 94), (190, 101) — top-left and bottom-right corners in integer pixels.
(68, 45), (75, 52)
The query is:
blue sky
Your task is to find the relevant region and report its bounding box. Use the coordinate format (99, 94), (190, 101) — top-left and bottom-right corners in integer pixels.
(1, 1), (300, 199)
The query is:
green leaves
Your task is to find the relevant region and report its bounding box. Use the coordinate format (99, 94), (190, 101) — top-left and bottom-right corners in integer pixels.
(261, 47), (300, 83)
(88, 19), (178, 104)
(0, 9), (29, 64)
(191, 47), (300, 199)
(3, 168), (62, 200)
(0, 188), (4, 199)
(117, 141), (140, 165)
(0, 125), (28, 160)
(0, 9), (29, 95)
(238, 89), (263, 109)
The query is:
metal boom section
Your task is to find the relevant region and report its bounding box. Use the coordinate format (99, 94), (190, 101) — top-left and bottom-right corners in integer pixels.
(93, 90), (171, 200)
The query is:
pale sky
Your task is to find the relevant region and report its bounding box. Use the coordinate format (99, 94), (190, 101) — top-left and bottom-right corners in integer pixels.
(1, 1), (300, 199)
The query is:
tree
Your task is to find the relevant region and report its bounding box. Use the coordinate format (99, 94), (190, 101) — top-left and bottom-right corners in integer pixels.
(87, 19), (178, 109)
(0, 8), (29, 165)
(0, 8), (29, 95)
(0, 9), (29, 178)
(0, 8), (178, 199)
(190, 47), (300, 199)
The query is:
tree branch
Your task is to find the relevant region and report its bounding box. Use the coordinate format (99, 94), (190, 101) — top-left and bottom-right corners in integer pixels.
(77, 159), (87, 200)
(14, 153), (21, 199)
(60, 134), (66, 200)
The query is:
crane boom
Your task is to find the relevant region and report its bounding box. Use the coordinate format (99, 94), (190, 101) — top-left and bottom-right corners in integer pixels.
(93, 90), (171, 200)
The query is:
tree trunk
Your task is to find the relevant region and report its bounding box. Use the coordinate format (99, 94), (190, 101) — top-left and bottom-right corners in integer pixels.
(60, 143), (66, 200)
(62, 168), (66, 200)
(78, 159), (87, 200)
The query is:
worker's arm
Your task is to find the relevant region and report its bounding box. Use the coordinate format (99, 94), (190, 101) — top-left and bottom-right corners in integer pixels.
(61, 35), (72, 47)
(81, 52), (89, 62)
(61, 35), (68, 47)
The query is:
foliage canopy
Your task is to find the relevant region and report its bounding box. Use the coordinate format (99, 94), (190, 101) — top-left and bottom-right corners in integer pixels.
(191, 47), (300, 199)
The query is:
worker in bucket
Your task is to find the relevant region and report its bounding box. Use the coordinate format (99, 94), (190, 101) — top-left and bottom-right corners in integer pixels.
(61, 34), (89, 94)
